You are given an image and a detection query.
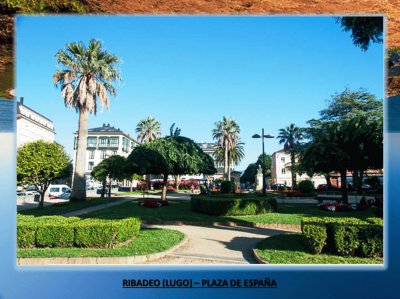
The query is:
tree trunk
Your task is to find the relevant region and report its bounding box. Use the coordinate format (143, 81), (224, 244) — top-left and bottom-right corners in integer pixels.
(101, 177), (106, 198)
(175, 175), (180, 190)
(108, 178), (112, 198)
(290, 151), (297, 190)
(224, 144), (229, 180)
(340, 169), (348, 203)
(71, 108), (88, 201)
(357, 170), (364, 195)
(228, 159), (231, 181)
(38, 184), (48, 209)
(324, 173), (332, 189)
(161, 174), (168, 202)
(130, 179), (133, 192)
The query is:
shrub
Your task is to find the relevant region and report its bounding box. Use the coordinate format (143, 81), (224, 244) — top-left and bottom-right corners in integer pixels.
(36, 222), (76, 247)
(220, 180), (235, 193)
(191, 196), (276, 216)
(297, 180), (315, 194)
(16, 215), (141, 249)
(75, 218), (141, 248)
(301, 222), (327, 254)
(17, 222), (36, 248)
(358, 225), (383, 257)
(301, 217), (383, 257)
(332, 224), (360, 256)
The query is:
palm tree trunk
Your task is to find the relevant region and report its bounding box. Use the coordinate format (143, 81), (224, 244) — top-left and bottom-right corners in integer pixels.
(290, 151), (296, 190)
(71, 108), (88, 201)
(224, 145), (228, 180)
(161, 174), (168, 202)
(228, 159), (231, 181)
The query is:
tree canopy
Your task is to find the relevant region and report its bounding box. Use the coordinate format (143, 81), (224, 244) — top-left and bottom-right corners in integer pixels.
(127, 136), (216, 201)
(336, 16), (383, 51)
(91, 155), (127, 197)
(299, 88), (383, 202)
(17, 140), (71, 208)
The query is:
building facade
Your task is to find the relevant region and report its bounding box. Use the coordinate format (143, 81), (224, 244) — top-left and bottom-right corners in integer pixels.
(271, 149), (326, 188)
(73, 123), (138, 181)
(16, 97), (55, 148)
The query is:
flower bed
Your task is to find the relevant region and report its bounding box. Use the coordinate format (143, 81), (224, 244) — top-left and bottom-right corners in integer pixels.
(17, 215), (141, 249)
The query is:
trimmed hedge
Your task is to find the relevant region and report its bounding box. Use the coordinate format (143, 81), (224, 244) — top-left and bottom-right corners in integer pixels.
(17, 215), (141, 249)
(301, 217), (383, 257)
(220, 181), (235, 193)
(191, 196), (277, 216)
(75, 218), (141, 248)
(297, 180), (315, 194)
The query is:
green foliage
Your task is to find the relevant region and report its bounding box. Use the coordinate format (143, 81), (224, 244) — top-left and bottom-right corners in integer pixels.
(336, 17), (383, 51)
(301, 222), (327, 254)
(220, 180), (235, 193)
(17, 140), (71, 192)
(75, 218), (141, 248)
(297, 180), (315, 194)
(127, 136), (217, 176)
(16, 215), (141, 249)
(301, 217), (383, 257)
(333, 225), (360, 256)
(191, 196), (276, 216)
(136, 116), (162, 143)
(358, 225), (383, 257)
(240, 163), (258, 184)
(256, 153), (272, 177)
(36, 222), (76, 248)
(91, 155), (127, 182)
(1, 0), (89, 13)
(17, 223), (36, 248)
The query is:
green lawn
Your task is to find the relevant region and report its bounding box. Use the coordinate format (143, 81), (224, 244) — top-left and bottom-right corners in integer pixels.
(82, 199), (378, 225)
(17, 228), (184, 258)
(19, 197), (123, 217)
(255, 234), (383, 264)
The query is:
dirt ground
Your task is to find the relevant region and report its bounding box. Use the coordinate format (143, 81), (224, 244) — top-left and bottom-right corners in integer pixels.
(84, 0), (399, 48)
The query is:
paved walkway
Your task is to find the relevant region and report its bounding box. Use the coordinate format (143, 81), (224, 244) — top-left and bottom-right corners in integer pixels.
(143, 224), (289, 264)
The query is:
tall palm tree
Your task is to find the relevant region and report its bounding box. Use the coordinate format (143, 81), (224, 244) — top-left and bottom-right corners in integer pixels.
(53, 39), (121, 201)
(277, 123), (303, 189)
(214, 140), (245, 180)
(169, 123), (181, 137)
(212, 116), (240, 180)
(136, 116), (162, 143)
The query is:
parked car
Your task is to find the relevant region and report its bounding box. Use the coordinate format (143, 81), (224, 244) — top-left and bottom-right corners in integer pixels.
(271, 184), (287, 191)
(58, 190), (71, 199)
(48, 184), (71, 198)
(319, 202), (358, 212)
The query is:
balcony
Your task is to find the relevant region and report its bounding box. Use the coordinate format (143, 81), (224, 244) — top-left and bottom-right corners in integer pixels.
(87, 143), (97, 148)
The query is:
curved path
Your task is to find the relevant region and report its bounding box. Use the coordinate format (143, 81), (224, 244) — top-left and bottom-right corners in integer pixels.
(143, 224), (290, 264)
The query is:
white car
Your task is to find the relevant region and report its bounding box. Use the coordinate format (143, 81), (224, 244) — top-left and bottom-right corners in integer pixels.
(48, 184), (71, 198)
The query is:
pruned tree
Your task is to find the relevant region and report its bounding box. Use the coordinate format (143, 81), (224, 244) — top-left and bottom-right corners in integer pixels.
(17, 140), (71, 208)
(127, 136), (216, 202)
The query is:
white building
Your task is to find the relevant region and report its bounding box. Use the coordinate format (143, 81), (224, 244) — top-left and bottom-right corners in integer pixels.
(73, 123), (138, 179)
(271, 149), (326, 188)
(16, 97), (55, 148)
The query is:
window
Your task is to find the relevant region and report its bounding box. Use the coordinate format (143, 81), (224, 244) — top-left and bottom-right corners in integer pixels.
(99, 137), (108, 147)
(281, 157), (285, 163)
(100, 151), (107, 159)
(88, 161), (94, 171)
(50, 187), (60, 192)
(87, 136), (97, 148)
(109, 137), (119, 147)
(89, 150), (95, 159)
(73, 136), (77, 149)
(281, 168), (286, 174)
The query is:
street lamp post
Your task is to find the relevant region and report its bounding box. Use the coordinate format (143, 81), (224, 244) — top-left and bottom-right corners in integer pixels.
(252, 129), (274, 196)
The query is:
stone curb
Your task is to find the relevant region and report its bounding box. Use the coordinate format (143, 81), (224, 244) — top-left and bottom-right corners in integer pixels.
(252, 249), (267, 264)
(17, 234), (189, 265)
(141, 220), (301, 232)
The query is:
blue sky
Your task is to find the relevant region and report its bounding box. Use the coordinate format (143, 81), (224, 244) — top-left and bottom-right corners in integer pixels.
(16, 16), (383, 170)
